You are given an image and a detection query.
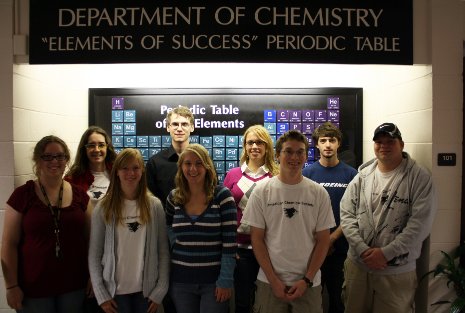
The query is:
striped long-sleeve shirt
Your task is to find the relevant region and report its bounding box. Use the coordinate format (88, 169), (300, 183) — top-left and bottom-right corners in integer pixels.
(165, 186), (237, 288)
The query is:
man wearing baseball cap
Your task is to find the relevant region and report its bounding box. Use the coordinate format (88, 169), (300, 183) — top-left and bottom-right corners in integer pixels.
(340, 122), (437, 313)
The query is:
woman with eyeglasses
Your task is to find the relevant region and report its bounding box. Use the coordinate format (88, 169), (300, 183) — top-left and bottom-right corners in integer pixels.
(223, 125), (279, 313)
(88, 148), (169, 313)
(1, 135), (90, 312)
(165, 144), (237, 313)
(65, 126), (117, 210)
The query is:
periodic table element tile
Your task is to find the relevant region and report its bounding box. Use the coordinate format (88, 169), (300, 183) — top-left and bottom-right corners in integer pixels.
(162, 135), (172, 148)
(124, 110), (136, 122)
(112, 97), (124, 110)
(277, 110), (289, 122)
(264, 123), (276, 135)
(225, 161), (238, 172)
(238, 148), (243, 158)
(137, 136), (149, 147)
(124, 136), (137, 147)
(270, 136), (276, 147)
(264, 110), (276, 122)
(206, 148), (212, 156)
(112, 110), (124, 122)
(303, 123), (315, 135)
(302, 110), (315, 122)
(213, 135), (226, 148)
(289, 110), (302, 122)
(139, 148), (149, 160)
(226, 148), (238, 161)
(112, 136), (124, 148)
(149, 148), (162, 157)
(327, 97), (340, 109)
(226, 136), (239, 148)
(239, 136), (244, 146)
(114, 148), (123, 154)
(124, 123), (136, 135)
(149, 136), (162, 147)
(277, 123), (289, 135)
(314, 110), (327, 122)
(305, 135), (314, 147)
(190, 135), (200, 144)
(328, 110), (340, 123)
(112, 123), (124, 135)
(201, 137), (213, 149)
(214, 161), (225, 174)
(314, 122), (325, 130)
(213, 148), (225, 160)
(290, 123), (302, 132)
(308, 148), (315, 160)
(217, 173), (225, 183)
(304, 161), (315, 168)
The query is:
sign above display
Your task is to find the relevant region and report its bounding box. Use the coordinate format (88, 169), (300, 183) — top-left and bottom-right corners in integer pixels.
(29, 0), (412, 65)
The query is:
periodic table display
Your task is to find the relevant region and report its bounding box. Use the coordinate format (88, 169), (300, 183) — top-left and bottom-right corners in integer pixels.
(89, 88), (363, 182)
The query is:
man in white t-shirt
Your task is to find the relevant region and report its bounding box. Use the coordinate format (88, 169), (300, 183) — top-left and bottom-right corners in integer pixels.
(242, 130), (335, 313)
(340, 123), (437, 313)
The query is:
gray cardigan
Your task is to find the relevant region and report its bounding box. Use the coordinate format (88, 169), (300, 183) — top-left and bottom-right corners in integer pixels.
(340, 152), (437, 275)
(88, 195), (170, 305)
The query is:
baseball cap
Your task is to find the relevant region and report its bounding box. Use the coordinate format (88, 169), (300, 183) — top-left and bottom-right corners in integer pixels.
(373, 123), (403, 141)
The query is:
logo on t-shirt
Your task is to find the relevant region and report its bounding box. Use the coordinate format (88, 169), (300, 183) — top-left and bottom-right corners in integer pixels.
(126, 221), (141, 232)
(284, 207), (298, 218)
(92, 191), (104, 199)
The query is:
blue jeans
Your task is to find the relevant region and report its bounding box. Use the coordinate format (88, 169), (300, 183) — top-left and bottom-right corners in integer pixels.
(170, 282), (229, 313)
(18, 288), (85, 313)
(234, 248), (259, 313)
(114, 292), (149, 313)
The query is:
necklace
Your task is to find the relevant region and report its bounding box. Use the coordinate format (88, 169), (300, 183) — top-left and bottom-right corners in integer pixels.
(38, 179), (64, 259)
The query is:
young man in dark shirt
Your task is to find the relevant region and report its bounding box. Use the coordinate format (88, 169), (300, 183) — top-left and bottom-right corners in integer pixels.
(302, 122), (357, 313)
(146, 105), (194, 313)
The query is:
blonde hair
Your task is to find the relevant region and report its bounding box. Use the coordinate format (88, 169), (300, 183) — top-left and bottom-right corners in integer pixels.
(167, 106), (194, 125)
(101, 148), (151, 225)
(172, 144), (217, 205)
(240, 125), (279, 176)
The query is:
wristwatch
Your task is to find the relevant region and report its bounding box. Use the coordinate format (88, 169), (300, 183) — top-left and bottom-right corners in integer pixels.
(302, 276), (313, 288)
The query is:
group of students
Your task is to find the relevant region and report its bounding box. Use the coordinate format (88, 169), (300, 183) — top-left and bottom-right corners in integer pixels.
(0, 103), (436, 313)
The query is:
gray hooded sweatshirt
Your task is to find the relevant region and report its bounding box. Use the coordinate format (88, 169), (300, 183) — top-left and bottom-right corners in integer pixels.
(340, 152), (436, 275)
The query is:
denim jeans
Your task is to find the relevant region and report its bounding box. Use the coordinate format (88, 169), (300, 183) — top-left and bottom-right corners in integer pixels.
(170, 282), (229, 313)
(234, 248), (259, 313)
(18, 288), (85, 313)
(114, 292), (149, 313)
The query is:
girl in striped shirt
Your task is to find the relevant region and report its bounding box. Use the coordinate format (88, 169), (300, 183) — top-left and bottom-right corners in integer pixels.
(165, 144), (237, 313)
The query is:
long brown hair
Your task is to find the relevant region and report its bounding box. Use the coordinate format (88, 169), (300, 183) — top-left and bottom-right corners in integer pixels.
(172, 144), (217, 205)
(66, 126), (116, 177)
(101, 148), (150, 225)
(240, 125), (279, 176)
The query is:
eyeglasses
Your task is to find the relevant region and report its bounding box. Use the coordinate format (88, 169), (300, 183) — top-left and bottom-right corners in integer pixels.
(40, 154), (68, 161)
(280, 149), (307, 157)
(245, 140), (265, 147)
(85, 143), (107, 150)
(170, 122), (191, 130)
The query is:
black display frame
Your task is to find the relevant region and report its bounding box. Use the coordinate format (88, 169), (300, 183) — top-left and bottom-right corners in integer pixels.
(89, 88), (363, 170)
